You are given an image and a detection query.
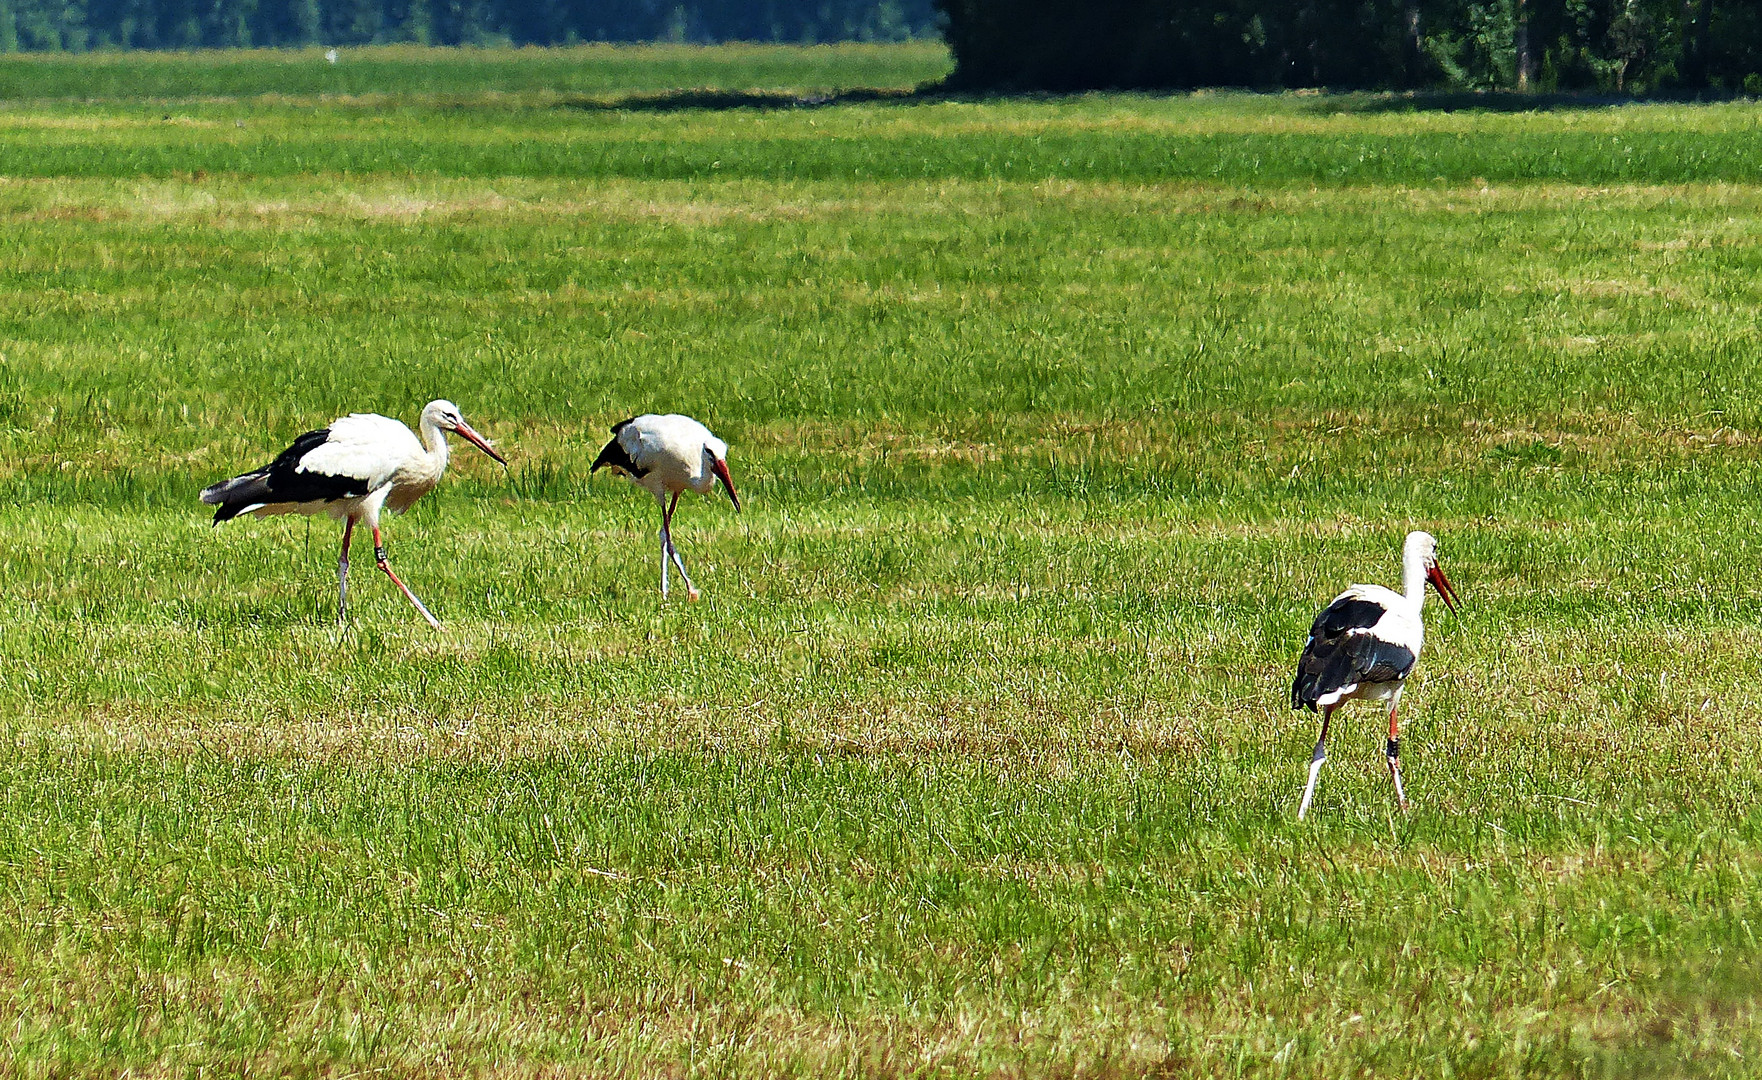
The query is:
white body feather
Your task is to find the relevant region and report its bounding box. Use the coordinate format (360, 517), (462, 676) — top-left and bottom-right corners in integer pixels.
(616, 414), (727, 501)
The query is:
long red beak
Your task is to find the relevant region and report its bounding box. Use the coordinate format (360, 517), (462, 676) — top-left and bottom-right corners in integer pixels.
(454, 421), (508, 466)
(710, 457), (740, 511)
(1427, 563), (1460, 614)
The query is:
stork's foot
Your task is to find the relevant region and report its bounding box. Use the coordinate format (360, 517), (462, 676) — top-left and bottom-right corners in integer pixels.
(687, 587), (701, 602)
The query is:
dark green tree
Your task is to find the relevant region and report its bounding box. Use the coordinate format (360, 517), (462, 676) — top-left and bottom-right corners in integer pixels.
(937, 0), (1756, 90)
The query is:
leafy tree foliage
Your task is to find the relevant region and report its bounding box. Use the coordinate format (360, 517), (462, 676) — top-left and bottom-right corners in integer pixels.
(938, 0), (1755, 92)
(0, 0), (937, 48)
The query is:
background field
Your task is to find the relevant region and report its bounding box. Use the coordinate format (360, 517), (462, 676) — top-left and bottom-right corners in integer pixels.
(4, 44), (1762, 1077)
(0, 41), (952, 101)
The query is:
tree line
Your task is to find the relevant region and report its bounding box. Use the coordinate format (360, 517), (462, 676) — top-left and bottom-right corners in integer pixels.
(935, 0), (1761, 93)
(0, 0), (1750, 95)
(0, 0), (937, 50)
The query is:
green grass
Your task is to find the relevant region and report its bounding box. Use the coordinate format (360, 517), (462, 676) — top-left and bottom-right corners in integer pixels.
(7, 44), (1762, 1075)
(9, 95), (1762, 182)
(0, 41), (953, 101)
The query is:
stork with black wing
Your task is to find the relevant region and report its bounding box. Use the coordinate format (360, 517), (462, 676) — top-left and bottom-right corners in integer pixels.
(1292, 531), (1460, 818)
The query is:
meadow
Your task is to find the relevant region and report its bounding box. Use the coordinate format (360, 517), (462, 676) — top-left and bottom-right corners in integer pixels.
(6, 43), (1762, 1076)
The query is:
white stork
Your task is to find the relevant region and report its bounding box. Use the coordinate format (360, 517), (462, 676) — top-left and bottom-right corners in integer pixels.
(591, 414), (740, 600)
(1291, 530), (1460, 819)
(200, 399), (506, 628)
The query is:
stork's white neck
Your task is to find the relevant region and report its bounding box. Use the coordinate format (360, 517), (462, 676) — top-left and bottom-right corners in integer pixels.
(418, 413), (451, 469)
(1402, 543), (1428, 609)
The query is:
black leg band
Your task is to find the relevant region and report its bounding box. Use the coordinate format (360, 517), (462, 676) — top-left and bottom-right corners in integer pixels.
(1386, 737), (1400, 760)
(375, 545), (387, 563)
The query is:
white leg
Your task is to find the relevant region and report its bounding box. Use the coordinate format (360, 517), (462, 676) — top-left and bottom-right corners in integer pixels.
(661, 490), (698, 601)
(666, 527), (699, 601)
(1297, 707), (1333, 820)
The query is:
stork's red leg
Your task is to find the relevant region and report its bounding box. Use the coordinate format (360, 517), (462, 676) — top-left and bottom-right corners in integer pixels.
(663, 489), (699, 601)
(337, 517), (355, 623)
(372, 525), (441, 629)
(1297, 706), (1333, 820)
(1386, 703), (1410, 812)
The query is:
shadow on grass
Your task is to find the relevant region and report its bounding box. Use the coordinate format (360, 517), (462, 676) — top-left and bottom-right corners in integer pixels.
(557, 85), (941, 112)
(557, 82), (1754, 115)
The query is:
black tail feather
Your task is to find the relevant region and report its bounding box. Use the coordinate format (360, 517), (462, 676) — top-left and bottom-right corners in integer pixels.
(1292, 651), (1359, 711)
(200, 472), (273, 524)
(199, 426), (362, 525)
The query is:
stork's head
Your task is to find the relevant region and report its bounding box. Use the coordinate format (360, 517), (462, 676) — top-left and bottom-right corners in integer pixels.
(703, 436), (739, 511)
(1405, 530), (1459, 613)
(424, 399), (507, 465)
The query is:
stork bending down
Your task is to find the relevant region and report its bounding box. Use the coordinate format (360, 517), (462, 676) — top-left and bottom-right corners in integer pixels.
(200, 399), (506, 627)
(1291, 530), (1460, 818)
(591, 414), (740, 600)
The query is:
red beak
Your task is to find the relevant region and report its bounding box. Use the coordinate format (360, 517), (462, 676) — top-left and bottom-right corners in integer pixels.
(1427, 563), (1460, 614)
(710, 457), (740, 511)
(454, 420), (508, 466)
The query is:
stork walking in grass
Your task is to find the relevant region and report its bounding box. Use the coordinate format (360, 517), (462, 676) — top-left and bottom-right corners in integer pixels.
(591, 414), (740, 600)
(200, 399), (506, 628)
(1291, 530), (1460, 819)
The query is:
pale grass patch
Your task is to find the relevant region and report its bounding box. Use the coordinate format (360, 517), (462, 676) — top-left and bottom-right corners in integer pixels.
(6, 176), (1762, 231)
(0, 986), (1182, 1077)
(340, 192), (446, 220)
(0, 113), (159, 131)
(131, 182), (220, 216)
(23, 687), (1217, 764)
(0, 943), (1702, 1078)
(1551, 278), (1688, 301)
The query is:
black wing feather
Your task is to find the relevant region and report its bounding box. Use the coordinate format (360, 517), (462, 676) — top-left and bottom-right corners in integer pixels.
(199, 428), (372, 524)
(591, 419), (648, 477)
(1309, 598), (1386, 639)
(1290, 596), (1416, 711)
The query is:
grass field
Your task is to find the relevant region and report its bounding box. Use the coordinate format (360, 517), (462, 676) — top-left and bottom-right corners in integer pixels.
(8, 43), (1762, 1076)
(0, 41), (953, 101)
